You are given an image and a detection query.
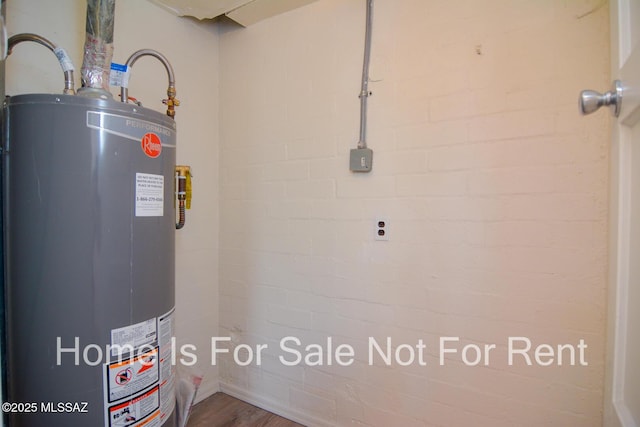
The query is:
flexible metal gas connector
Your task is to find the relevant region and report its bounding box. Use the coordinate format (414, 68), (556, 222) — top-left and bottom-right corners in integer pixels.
(8, 33), (76, 94)
(175, 166), (191, 230)
(121, 49), (180, 119)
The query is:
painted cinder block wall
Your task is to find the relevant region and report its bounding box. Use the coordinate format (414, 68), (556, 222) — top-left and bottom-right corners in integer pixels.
(6, 0), (611, 425)
(5, 0), (221, 398)
(218, 0), (610, 426)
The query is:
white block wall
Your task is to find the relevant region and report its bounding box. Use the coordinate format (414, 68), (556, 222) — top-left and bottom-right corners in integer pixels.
(5, 0), (611, 425)
(6, 0), (220, 398)
(218, 0), (610, 425)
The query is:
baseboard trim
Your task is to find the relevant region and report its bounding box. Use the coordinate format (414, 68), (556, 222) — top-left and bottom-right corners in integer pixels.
(219, 382), (334, 427)
(193, 378), (219, 404)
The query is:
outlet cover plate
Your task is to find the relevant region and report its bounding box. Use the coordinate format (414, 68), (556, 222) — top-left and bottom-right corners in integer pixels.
(375, 218), (390, 241)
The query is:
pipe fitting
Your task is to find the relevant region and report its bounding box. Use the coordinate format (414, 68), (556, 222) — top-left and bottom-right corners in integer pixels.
(121, 49), (180, 119)
(162, 85), (180, 119)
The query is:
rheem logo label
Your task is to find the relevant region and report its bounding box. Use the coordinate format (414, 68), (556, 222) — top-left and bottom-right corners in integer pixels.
(141, 133), (162, 158)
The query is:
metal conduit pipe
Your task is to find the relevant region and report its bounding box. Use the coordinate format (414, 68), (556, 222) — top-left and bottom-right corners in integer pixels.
(357, 0), (374, 149)
(120, 49), (180, 119)
(349, 0), (374, 173)
(8, 33), (76, 94)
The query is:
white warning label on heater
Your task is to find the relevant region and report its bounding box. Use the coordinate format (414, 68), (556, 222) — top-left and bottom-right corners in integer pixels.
(107, 347), (160, 402)
(111, 318), (157, 356)
(158, 308), (176, 423)
(107, 386), (161, 427)
(135, 173), (164, 217)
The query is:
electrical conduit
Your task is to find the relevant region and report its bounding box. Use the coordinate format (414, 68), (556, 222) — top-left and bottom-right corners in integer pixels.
(358, 0), (374, 149)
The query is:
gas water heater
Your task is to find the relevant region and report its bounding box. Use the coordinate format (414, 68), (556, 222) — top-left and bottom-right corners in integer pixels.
(2, 2), (187, 426)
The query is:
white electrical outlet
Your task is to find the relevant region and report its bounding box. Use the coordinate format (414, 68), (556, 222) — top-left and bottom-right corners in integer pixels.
(375, 218), (390, 241)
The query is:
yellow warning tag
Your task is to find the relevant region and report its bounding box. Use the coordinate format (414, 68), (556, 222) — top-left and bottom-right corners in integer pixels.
(186, 170), (192, 210)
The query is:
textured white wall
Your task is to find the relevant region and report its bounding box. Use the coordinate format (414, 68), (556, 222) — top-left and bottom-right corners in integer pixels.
(5, 0), (220, 400)
(218, 0), (610, 426)
(5, 0), (611, 424)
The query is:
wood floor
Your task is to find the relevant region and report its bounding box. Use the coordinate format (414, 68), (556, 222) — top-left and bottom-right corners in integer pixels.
(186, 392), (305, 427)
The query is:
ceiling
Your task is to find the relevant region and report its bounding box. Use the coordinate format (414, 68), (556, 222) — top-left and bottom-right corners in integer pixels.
(147, 0), (318, 26)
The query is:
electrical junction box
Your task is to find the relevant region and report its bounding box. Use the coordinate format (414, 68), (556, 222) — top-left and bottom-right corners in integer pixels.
(350, 148), (373, 172)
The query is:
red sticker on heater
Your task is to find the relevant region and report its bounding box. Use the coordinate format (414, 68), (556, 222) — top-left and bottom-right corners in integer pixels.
(141, 133), (162, 158)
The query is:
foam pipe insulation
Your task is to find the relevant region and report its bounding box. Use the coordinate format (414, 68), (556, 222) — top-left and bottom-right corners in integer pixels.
(80, 0), (115, 93)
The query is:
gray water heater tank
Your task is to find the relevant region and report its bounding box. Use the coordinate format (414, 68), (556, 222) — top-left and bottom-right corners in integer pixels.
(3, 93), (178, 427)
